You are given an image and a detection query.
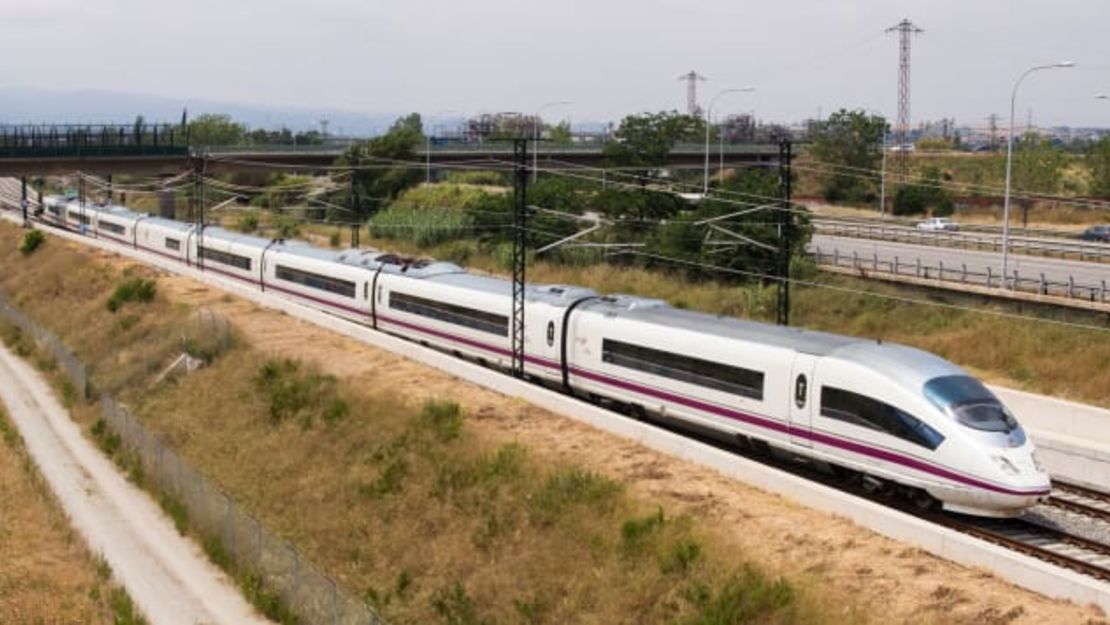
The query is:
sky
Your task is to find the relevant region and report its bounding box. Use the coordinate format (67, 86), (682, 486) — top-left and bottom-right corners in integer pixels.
(4, 0), (1110, 129)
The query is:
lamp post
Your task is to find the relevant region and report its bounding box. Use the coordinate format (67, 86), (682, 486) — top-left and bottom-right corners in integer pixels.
(1001, 61), (1074, 287)
(427, 109), (462, 184)
(534, 101), (572, 183)
(704, 87), (755, 194)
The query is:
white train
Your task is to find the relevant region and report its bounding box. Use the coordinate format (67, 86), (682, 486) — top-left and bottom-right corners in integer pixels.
(38, 199), (1052, 517)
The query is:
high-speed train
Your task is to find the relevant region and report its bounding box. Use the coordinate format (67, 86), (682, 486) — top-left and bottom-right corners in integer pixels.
(35, 198), (1052, 517)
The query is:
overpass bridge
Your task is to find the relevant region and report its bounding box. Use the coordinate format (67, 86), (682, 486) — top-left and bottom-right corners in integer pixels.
(0, 124), (785, 176)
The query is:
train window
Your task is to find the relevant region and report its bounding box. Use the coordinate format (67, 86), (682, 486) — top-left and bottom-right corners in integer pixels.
(923, 375), (1021, 435)
(821, 386), (945, 451)
(198, 246), (252, 271)
(389, 291), (508, 336)
(100, 221), (126, 235)
(165, 238), (181, 251)
(364, 282), (369, 300)
(795, 375), (807, 408)
(546, 321), (555, 347)
(275, 265), (356, 298)
(601, 339), (764, 400)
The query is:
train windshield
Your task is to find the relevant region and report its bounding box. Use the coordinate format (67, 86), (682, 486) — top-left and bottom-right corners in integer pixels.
(923, 375), (1020, 434)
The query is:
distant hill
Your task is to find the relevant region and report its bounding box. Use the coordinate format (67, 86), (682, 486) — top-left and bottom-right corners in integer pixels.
(0, 87), (403, 136)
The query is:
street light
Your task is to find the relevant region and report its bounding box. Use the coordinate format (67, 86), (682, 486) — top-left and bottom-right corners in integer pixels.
(427, 109), (462, 183)
(1001, 61), (1074, 288)
(534, 101), (572, 183)
(704, 87), (755, 194)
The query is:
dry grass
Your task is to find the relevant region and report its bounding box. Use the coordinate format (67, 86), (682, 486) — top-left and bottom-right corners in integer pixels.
(0, 224), (861, 624)
(0, 404), (129, 623)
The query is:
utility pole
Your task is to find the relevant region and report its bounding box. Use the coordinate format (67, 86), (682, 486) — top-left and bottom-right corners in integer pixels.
(986, 114), (1000, 150)
(194, 158), (205, 269)
(510, 138), (529, 378)
(678, 71), (706, 116)
(887, 19), (923, 183)
(776, 139), (793, 326)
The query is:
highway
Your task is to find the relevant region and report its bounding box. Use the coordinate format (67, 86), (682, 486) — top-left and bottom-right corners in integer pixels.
(810, 234), (1110, 292)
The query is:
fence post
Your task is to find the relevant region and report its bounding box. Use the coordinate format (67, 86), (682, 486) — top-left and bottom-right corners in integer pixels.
(873, 253), (878, 270)
(987, 266), (993, 288)
(915, 258), (921, 277)
(961, 264), (967, 283)
(1013, 270), (1019, 291)
(833, 248), (839, 266)
(938, 260), (944, 280)
(852, 251), (859, 269)
(894, 256), (900, 275)
(1102, 280), (1107, 303)
(1040, 273), (1047, 295)
(1068, 276), (1075, 299)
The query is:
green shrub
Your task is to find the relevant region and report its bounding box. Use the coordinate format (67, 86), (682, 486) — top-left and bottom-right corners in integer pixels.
(360, 458), (408, 498)
(529, 468), (622, 526)
(106, 277), (157, 313)
(620, 507), (666, 554)
(253, 358), (343, 426)
(431, 583), (487, 625)
(237, 213), (260, 233)
(660, 538), (702, 574)
(681, 565), (795, 625)
(108, 587), (148, 625)
(159, 492), (189, 535)
(20, 230), (45, 256)
(422, 399), (463, 442)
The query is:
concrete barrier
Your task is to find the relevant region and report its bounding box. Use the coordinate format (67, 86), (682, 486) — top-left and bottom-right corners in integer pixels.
(6, 211), (1110, 611)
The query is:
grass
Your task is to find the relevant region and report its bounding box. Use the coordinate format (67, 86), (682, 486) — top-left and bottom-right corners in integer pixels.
(1, 219), (1074, 624)
(0, 405), (143, 623)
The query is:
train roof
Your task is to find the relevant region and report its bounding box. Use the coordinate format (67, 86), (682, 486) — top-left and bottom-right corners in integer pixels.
(143, 216), (195, 233)
(201, 226), (277, 249)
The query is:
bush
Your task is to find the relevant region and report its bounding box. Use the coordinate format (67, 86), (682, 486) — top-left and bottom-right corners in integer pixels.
(682, 565), (795, 625)
(237, 213), (259, 233)
(20, 230), (45, 256)
(529, 468), (622, 526)
(893, 167), (954, 216)
(253, 358), (346, 427)
(422, 399), (463, 442)
(106, 278), (157, 313)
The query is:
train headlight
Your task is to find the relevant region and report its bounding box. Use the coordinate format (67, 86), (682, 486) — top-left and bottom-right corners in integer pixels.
(991, 454), (1020, 476)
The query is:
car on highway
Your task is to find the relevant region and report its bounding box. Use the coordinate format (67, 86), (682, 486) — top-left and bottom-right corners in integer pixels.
(1079, 225), (1110, 243)
(916, 217), (959, 232)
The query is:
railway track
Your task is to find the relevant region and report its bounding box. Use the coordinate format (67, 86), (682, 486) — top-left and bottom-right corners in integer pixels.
(1048, 481), (1110, 525)
(945, 516), (1110, 583)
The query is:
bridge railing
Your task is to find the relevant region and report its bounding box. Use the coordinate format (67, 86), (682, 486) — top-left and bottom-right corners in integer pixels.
(0, 124), (189, 158)
(811, 245), (1109, 306)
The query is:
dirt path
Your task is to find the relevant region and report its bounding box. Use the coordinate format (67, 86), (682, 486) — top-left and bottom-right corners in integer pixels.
(0, 343), (271, 625)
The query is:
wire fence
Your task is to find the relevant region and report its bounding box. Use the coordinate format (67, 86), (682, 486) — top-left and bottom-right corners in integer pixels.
(0, 289), (380, 625)
(0, 290), (88, 399)
(812, 246), (1110, 305)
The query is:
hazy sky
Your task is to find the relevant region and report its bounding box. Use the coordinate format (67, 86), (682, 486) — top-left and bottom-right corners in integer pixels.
(5, 0), (1110, 127)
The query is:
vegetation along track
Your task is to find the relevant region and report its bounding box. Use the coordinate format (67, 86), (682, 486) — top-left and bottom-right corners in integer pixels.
(15, 206), (1110, 594)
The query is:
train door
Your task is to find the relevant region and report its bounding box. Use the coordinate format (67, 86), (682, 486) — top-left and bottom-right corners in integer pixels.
(788, 352), (819, 448)
(529, 304), (561, 381)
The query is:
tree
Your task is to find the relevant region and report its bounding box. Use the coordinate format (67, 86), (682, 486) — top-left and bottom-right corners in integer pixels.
(187, 114), (246, 146)
(603, 111), (705, 170)
(547, 120), (572, 145)
(893, 166), (954, 216)
(1012, 133), (1065, 194)
(1089, 136), (1110, 198)
(338, 113), (424, 216)
(807, 109), (886, 204)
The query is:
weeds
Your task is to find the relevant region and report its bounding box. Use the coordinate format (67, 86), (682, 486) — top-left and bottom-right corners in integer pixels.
(529, 467), (622, 526)
(159, 492), (189, 535)
(361, 458), (409, 498)
(108, 587), (149, 625)
(237, 213), (260, 234)
(620, 507), (666, 555)
(106, 277), (156, 313)
(240, 572), (298, 625)
(253, 358), (348, 427)
(422, 398), (463, 442)
(19, 229), (45, 255)
(681, 565), (795, 625)
(431, 583), (487, 625)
